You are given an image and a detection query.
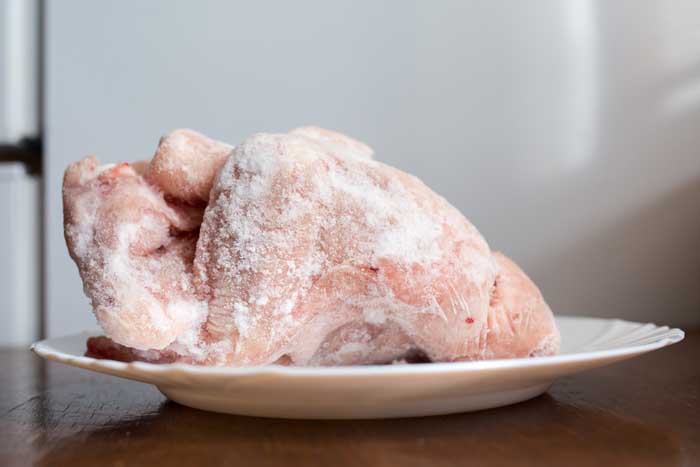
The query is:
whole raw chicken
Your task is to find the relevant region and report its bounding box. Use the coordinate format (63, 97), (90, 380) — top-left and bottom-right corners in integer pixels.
(63, 127), (560, 366)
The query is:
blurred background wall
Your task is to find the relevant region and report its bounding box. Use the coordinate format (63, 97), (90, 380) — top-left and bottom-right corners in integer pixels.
(24, 0), (700, 337)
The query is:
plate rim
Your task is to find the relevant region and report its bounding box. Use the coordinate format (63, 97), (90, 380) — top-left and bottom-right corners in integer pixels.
(30, 315), (685, 378)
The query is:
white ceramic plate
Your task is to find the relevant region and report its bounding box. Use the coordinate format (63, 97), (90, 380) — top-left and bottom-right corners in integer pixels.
(31, 316), (684, 419)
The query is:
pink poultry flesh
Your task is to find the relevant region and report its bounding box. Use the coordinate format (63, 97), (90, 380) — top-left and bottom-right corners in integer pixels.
(64, 128), (560, 366)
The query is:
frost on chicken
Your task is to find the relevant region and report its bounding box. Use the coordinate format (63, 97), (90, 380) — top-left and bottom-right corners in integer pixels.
(63, 127), (560, 366)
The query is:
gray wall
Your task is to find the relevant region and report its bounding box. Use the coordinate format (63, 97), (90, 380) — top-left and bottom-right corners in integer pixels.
(46, 1), (700, 337)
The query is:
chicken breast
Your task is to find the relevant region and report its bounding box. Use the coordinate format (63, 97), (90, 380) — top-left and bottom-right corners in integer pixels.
(64, 127), (559, 366)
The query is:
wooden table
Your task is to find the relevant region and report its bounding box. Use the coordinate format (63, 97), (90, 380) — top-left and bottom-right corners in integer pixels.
(1, 330), (698, 467)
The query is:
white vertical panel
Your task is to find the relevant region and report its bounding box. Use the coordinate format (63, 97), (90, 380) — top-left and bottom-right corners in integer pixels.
(0, 0), (39, 143)
(0, 163), (40, 345)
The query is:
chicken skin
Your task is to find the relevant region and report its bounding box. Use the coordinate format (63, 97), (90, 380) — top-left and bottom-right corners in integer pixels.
(65, 127), (559, 366)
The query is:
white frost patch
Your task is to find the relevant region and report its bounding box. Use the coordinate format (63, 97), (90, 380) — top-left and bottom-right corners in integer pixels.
(96, 163), (117, 172)
(233, 302), (252, 337)
(363, 308), (386, 325)
(168, 300), (209, 358)
(337, 342), (367, 355)
(255, 295), (269, 306)
(65, 224), (89, 259)
(276, 298), (296, 316)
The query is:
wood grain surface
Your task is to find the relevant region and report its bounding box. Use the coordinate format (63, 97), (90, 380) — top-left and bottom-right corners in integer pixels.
(1, 330), (698, 467)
